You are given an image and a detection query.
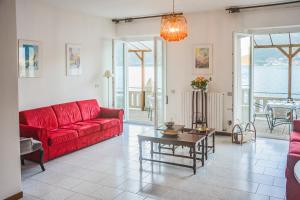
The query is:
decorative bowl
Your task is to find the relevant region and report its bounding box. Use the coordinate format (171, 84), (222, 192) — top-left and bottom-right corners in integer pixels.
(161, 129), (178, 137)
(165, 121), (175, 129)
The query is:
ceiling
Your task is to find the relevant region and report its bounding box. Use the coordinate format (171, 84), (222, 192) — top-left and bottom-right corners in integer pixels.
(40, 0), (293, 19)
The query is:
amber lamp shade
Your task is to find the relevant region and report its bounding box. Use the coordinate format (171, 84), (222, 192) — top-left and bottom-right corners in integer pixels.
(160, 14), (188, 42)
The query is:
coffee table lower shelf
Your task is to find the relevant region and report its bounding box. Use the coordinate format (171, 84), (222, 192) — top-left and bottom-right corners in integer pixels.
(138, 135), (206, 174)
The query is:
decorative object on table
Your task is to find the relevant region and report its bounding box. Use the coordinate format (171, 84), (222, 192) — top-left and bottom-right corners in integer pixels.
(103, 69), (113, 107)
(161, 129), (179, 137)
(18, 39), (42, 78)
(66, 43), (81, 76)
(232, 121), (256, 145)
(160, 0), (188, 42)
(165, 121), (175, 129)
(191, 76), (210, 91)
(193, 44), (213, 75)
(191, 90), (207, 129)
(20, 137), (45, 171)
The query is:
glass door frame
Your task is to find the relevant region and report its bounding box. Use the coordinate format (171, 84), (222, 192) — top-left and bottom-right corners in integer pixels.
(153, 37), (167, 128)
(233, 32), (254, 124)
(112, 37), (167, 127)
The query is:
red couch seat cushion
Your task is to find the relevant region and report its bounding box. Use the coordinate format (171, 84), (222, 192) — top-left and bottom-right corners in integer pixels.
(52, 102), (82, 127)
(61, 122), (100, 137)
(77, 99), (101, 121)
(290, 131), (300, 142)
(19, 106), (58, 130)
(48, 129), (78, 145)
(88, 118), (120, 130)
(289, 141), (300, 155)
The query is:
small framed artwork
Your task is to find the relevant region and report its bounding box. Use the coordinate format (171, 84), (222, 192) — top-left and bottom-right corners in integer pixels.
(193, 44), (213, 75)
(66, 43), (81, 76)
(18, 40), (42, 78)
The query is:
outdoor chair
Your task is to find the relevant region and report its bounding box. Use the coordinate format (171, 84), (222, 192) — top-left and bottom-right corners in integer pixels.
(253, 102), (271, 130)
(269, 106), (293, 133)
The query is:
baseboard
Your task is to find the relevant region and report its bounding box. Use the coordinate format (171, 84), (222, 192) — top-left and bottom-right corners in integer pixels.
(216, 131), (232, 136)
(4, 191), (23, 200)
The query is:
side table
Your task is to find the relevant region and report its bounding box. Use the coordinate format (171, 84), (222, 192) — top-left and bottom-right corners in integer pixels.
(20, 137), (45, 171)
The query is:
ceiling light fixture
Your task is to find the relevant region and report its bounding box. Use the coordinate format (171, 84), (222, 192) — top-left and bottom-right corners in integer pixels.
(160, 0), (188, 42)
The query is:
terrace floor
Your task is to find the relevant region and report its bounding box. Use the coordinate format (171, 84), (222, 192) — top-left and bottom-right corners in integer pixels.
(254, 118), (290, 140)
(21, 123), (288, 200)
(128, 109), (153, 124)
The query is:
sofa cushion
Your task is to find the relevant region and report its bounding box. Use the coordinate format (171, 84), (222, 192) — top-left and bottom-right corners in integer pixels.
(88, 118), (120, 130)
(290, 131), (300, 142)
(61, 122), (100, 137)
(19, 106), (58, 130)
(77, 99), (101, 121)
(48, 129), (78, 146)
(289, 141), (300, 155)
(52, 102), (82, 126)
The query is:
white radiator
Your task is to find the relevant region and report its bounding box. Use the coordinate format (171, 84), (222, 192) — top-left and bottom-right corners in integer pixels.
(182, 91), (224, 131)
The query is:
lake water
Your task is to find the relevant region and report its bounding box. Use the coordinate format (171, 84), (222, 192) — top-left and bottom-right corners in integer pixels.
(115, 65), (300, 99)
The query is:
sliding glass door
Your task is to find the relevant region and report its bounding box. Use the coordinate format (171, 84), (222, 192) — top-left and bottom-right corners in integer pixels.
(233, 33), (253, 123)
(153, 37), (166, 128)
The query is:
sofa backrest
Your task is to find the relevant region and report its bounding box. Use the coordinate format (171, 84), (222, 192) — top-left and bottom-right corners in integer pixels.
(52, 102), (82, 127)
(77, 99), (101, 121)
(19, 106), (58, 130)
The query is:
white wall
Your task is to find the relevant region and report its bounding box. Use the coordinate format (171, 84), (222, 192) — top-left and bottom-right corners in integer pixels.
(17, 0), (115, 110)
(0, 0), (22, 199)
(116, 6), (300, 130)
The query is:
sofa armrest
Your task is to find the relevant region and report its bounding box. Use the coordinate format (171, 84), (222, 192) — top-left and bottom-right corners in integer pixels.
(99, 107), (124, 119)
(20, 124), (48, 147)
(294, 120), (300, 132)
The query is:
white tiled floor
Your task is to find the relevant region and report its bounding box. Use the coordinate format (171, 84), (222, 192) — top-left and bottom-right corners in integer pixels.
(21, 124), (288, 200)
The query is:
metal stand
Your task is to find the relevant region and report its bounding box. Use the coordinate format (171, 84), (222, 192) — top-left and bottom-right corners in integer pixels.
(192, 90), (208, 129)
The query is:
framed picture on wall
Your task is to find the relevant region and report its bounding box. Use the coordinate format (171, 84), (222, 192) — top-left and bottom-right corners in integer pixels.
(66, 43), (81, 76)
(193, 44), (213, 75)
(18, 39), (42, 78)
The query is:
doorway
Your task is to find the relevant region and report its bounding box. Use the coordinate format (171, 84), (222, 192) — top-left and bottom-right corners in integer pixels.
(113, 38), (166, 127)
(233, 31), (300, 140)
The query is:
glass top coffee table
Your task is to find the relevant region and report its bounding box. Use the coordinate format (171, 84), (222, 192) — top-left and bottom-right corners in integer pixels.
(138, 130), (206, 174)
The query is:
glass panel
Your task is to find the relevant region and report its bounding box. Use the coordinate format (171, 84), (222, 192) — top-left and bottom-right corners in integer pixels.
(234, 34), (252, 123)
(291, 32), (300, 44)
(127, 40), (154, 124)
(154, 38), (165, 128)
(254, 34), (272, 46)
(271, 33), (290, 45)
(114, 40), (125, 109)
(293, 47), (300, 54)
(253, 48), (288, 102)
(292, 50), (300, 99)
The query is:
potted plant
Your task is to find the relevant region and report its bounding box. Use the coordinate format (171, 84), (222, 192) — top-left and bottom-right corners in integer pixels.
(191, 76), (209, 91)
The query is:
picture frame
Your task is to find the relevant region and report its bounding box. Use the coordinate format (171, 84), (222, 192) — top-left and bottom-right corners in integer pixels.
(66, 43), (81, 76)
(18, 39), (42, 78)
(193, 44), (213, 75)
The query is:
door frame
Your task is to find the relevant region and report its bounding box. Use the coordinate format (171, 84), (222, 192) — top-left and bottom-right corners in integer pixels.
(112, 37), (167, 126)
(232, 32), (254, 124)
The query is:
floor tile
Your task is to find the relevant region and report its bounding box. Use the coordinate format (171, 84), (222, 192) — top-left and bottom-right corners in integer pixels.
(21, 124), (289, 200)
(256, 184), (286, 198)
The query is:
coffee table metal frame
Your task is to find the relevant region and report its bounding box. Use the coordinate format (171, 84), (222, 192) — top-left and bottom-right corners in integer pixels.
(138, 132), (206, 174)
(185, 128), (216, 160)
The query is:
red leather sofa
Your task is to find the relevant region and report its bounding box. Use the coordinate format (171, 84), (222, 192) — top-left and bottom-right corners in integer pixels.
(286, 120), (300, 200)
(19, 99), (123, 162)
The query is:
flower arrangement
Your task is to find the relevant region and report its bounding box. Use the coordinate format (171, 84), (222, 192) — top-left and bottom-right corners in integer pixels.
(191, 76), (209, 90)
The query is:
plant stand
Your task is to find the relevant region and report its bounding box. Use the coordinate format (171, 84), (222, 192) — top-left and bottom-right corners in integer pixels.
(191, 90), (207, 129)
